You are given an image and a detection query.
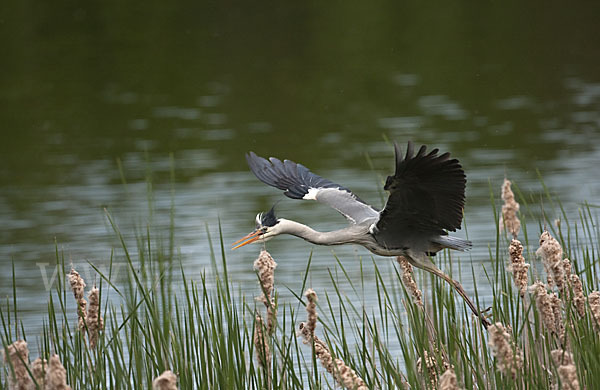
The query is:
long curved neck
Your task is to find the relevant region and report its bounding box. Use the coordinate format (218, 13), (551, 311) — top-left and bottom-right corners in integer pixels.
(277, 219), (359, 246)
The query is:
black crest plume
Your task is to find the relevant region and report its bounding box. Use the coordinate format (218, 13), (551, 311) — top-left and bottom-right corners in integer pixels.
(260, 205), (279, 227)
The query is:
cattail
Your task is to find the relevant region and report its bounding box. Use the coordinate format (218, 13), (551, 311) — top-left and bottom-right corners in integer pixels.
(439, 367), (461, 390)
(508, 239), (530, 297)
(562, 259), (572, 282)
(44, 355), (71, 390)
(550, 293), (565, 342)
(416, 350), (438, 388)
(557, 366), (579, 390)
(253, 315), (271, 369)
(529, 282), (556, 333)
(551, 349), (573, 365)
(68, 268), (87, 331)
(487, 322), (523, 378)
(31, 358), (47, 389)
(536, 231), (565, 290)
(499, 178), (521, 238)
(304, 289), (318, 336)
(334, 357), (368, 390)
(254, 250), (277, 334)
(254, 250), (277, 304)
(397, 256), (423, 306)
(86, 286), (103, 349)
(152, 370), (178, 390)
(551, 350), (579, 390)
(570, 274), (585, 317)
(588, 291), (600, 331)
(2, 340), (33, 390)
(298, 289), (367, 390)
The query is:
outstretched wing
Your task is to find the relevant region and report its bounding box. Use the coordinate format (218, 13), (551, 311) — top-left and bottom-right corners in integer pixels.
(374, 142), (466, 246)
(246, 152), (379, 224)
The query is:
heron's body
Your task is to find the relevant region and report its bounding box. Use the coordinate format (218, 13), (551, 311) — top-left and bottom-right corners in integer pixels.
(233, 141), (490, 328)
(272, 218), (466, 258)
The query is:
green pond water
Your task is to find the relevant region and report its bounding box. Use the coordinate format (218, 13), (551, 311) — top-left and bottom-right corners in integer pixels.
(1, 1), (599, 337)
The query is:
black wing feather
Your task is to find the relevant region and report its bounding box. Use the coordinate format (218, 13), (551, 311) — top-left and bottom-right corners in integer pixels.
(375, 141), (466, 246)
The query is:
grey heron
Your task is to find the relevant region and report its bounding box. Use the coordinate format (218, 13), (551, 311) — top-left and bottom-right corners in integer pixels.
(233, 141), (490, 328)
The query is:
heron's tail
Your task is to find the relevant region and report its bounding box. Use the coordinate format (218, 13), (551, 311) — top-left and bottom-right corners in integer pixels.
(434, 235), (472, 251)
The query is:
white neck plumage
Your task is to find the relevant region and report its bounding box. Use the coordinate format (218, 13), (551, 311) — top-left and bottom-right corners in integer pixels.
(272, 218), (361, 246)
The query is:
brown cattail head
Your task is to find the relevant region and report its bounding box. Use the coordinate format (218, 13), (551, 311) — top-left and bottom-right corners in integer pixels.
(570, 274), (586, 317)
(2, 340), (34, 390)
(31, 357), (47, 389)
(529, 282), (556, 333)
(562, 258), (572, 282)
(45, 354), (72, 390)
(551, 349), (579, 390)
(499, 178), (521, 238)
(86, 286), (104, 349)
(253, 250), (277, 306)
(550, 292), (565, 342)
(298, 324), (367, 390)
(304, 288), (318, 337)
(254, 250), (277, 334)
(334, 357), (368, 390)
(254, 314), (271, 369)
(551, 349), (573, 366)
(397, 256), (423, 307)
(416, 350), (438, 388)
(439, 367), (460, 390)
(487, 322), (523, 378)
(536, 231), (566, 290)
(152, 370), (178, 390)
(298, 289), (367, 390)
(557, 365), (580, 390)
(508, 239), (530, 297)
(69, 268), (87, 331)
(588, 291), (600, 332)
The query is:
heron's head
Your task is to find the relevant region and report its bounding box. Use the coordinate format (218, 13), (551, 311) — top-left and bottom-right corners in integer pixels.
(232, 206), (281, 249)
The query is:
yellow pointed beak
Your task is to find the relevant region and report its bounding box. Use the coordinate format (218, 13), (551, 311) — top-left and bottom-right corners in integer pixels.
(232, 230), (263, 250)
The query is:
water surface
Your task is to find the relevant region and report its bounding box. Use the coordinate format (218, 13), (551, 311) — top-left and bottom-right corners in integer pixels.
(1, 1), (599, 341)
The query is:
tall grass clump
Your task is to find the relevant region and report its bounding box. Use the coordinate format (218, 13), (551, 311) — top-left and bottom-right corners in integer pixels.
(1, 173), (600, 389)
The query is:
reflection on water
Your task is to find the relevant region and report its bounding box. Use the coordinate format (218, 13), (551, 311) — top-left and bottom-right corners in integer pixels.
(1, 1), (599, 342)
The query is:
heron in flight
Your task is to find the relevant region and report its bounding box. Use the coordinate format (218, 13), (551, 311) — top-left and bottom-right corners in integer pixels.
(233, 141), (490, 328)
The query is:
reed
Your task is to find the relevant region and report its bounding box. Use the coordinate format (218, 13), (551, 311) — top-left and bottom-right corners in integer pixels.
(1, 176), (599, 389)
